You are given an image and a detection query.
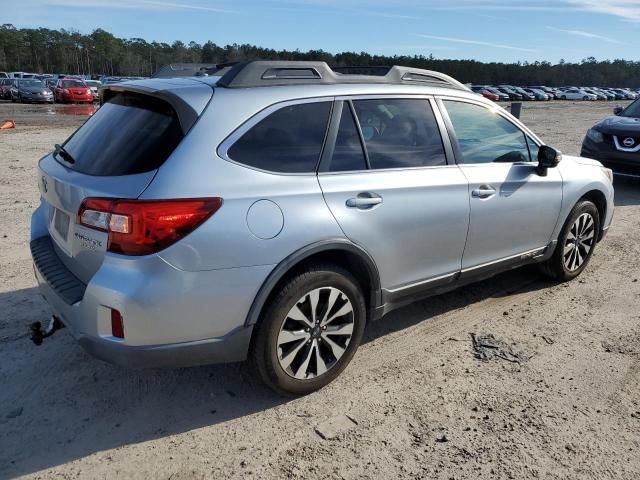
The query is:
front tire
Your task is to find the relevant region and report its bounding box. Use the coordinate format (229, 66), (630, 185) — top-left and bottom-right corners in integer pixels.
(251, 264), (366, 396)
(540, 200), (600, 281)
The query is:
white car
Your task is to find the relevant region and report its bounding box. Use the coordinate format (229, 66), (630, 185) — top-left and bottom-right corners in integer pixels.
(558, 88), (597, 101)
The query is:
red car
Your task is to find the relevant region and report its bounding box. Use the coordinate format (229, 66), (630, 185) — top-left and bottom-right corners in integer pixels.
(471, 86), (500, 101)
(53, 78), (93, 104)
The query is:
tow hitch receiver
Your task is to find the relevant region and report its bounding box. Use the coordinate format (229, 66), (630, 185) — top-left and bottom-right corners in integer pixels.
(30, 316), (65, 346)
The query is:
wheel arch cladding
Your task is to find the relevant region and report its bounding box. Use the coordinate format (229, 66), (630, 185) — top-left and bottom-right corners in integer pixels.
(244, 240), (382, 328)
(580, 189), (607, 241)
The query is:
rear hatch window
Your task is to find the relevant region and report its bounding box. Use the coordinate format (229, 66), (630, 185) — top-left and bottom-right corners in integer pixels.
(59, 92), (184, 176)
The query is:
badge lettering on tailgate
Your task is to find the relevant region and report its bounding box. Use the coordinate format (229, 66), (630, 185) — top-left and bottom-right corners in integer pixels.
(74, 232), (103, 250)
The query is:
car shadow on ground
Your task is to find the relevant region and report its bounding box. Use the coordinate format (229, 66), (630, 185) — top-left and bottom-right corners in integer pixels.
(1, 266), (553, 477)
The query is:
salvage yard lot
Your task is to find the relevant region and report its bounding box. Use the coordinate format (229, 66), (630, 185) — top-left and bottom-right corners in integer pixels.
(1, 100), (639, 479)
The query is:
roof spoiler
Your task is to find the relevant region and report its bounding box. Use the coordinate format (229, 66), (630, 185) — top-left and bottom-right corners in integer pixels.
(216, 61), (469, 91)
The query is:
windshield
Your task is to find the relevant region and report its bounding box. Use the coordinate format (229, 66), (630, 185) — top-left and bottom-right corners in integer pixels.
(62, 80), (86, 88)
(621, 100), (640, 118)
(60, 92), (184, 176)
(20, 80), (43, 88)
(85, 81), (100, 87)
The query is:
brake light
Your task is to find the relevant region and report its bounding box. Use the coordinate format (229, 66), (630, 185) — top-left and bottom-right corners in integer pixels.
(78, 198), (223, 255)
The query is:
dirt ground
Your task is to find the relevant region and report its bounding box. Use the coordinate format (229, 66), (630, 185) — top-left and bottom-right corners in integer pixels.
(1, 100), (639, 480)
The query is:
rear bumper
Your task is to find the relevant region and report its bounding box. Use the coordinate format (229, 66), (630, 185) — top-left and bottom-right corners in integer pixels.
(77, 325), (253, 368)
(31, 232), (272, 368)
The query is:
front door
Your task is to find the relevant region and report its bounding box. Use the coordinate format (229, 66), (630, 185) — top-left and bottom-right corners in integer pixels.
(439, 99), (563, 271)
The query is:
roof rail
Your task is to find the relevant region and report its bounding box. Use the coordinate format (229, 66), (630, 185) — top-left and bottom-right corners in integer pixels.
(216, 61), (469, 91)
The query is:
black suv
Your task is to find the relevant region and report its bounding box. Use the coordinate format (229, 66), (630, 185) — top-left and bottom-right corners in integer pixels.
(582, 100), (640, 175)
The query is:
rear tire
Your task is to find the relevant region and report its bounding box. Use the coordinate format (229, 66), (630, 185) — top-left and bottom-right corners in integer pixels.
(251, 264), (366, 396)
(539, 200), (600, 281)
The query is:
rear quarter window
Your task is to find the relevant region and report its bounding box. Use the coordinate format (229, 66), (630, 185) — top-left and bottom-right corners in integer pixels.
(60, 93), (184, 176)
(227, 101), (332, 173)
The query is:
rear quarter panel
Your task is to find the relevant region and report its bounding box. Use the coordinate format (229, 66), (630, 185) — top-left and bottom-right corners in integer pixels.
(141, 88), (345, 272)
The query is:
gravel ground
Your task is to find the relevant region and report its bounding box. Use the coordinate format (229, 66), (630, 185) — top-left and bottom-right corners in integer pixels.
(0, 100), (639, 480)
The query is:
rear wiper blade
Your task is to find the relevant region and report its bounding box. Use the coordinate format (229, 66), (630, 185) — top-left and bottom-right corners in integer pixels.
(53, 144), (75, 164)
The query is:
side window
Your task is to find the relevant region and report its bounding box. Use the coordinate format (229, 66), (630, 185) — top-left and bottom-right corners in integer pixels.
(443, 100), (531, 164)
(352, 99), (446, 169)
(327, 103), (367, 172)
(228, 102), (331, 173)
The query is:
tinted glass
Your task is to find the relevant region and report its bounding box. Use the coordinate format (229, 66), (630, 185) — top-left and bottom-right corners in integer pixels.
(352, 99), (446, 169)
(228, 102), (331, 173)
(62, 80), (86, 88)
(444, 100), (531, 164)
(61, 93), (183, 176)
(327, 104), (367, 172)
(621, 99), (640, 118)
(21, 80), (42, 88)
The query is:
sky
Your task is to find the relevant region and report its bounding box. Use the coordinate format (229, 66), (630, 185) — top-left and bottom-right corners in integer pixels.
(5, 0), (640, 63)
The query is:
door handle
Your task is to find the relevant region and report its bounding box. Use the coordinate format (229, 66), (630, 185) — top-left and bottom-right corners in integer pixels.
(346, 193), (383, 209)
(471, 185), (496, 199)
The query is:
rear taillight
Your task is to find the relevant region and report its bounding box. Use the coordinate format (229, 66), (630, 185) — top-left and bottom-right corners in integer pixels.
(78, 198), (223, 255)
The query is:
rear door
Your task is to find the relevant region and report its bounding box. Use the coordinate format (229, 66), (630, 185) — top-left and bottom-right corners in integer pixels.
(438, 98), (562, 271)
(37, 91), (197, 283)
(318, 97), (469, 294)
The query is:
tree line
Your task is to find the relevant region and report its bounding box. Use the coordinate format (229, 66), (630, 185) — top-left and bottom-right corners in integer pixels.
(1, 24), (639, 87)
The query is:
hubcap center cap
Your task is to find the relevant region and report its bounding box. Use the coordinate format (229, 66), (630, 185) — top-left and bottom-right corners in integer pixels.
(311, 325), (322, 338)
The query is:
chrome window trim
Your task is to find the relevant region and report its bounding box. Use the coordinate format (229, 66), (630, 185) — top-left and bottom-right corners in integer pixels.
(436, 95), (544, 147)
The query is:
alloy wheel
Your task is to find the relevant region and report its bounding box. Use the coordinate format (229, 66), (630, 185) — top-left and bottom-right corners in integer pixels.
(277, 287), (354, 380)
(563, 213), (595, 272)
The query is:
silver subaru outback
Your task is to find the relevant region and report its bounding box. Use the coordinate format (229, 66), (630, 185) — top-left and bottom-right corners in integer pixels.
(31, 61), (614, 395)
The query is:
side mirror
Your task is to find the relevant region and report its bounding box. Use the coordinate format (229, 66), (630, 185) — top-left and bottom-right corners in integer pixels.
(614, 106), (624, 116)
(537, 145), (562, 176)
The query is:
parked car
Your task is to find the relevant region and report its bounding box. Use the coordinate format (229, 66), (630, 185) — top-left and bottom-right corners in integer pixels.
(483, 86), (509, 101)
(581, 99), (640, 176)
(510, 86), (535, 101)
(529, 86), (559, 99)
(582, 88), (607, 101)
(30, 61), (614, 395)
(44, 78), (58, 91)
(610, 88), (635, 100)
(495, 86), (523, 101)
(523, 88), (549, 101)
(52, 78), (93, 103)
(471, 86), (499, 101)
(592, 88), (615, 101)
(10, 79), (54, 103)
(558, 88), (597, 101)
(0, 78), (14, 99)
(85, 80), (102, 102)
